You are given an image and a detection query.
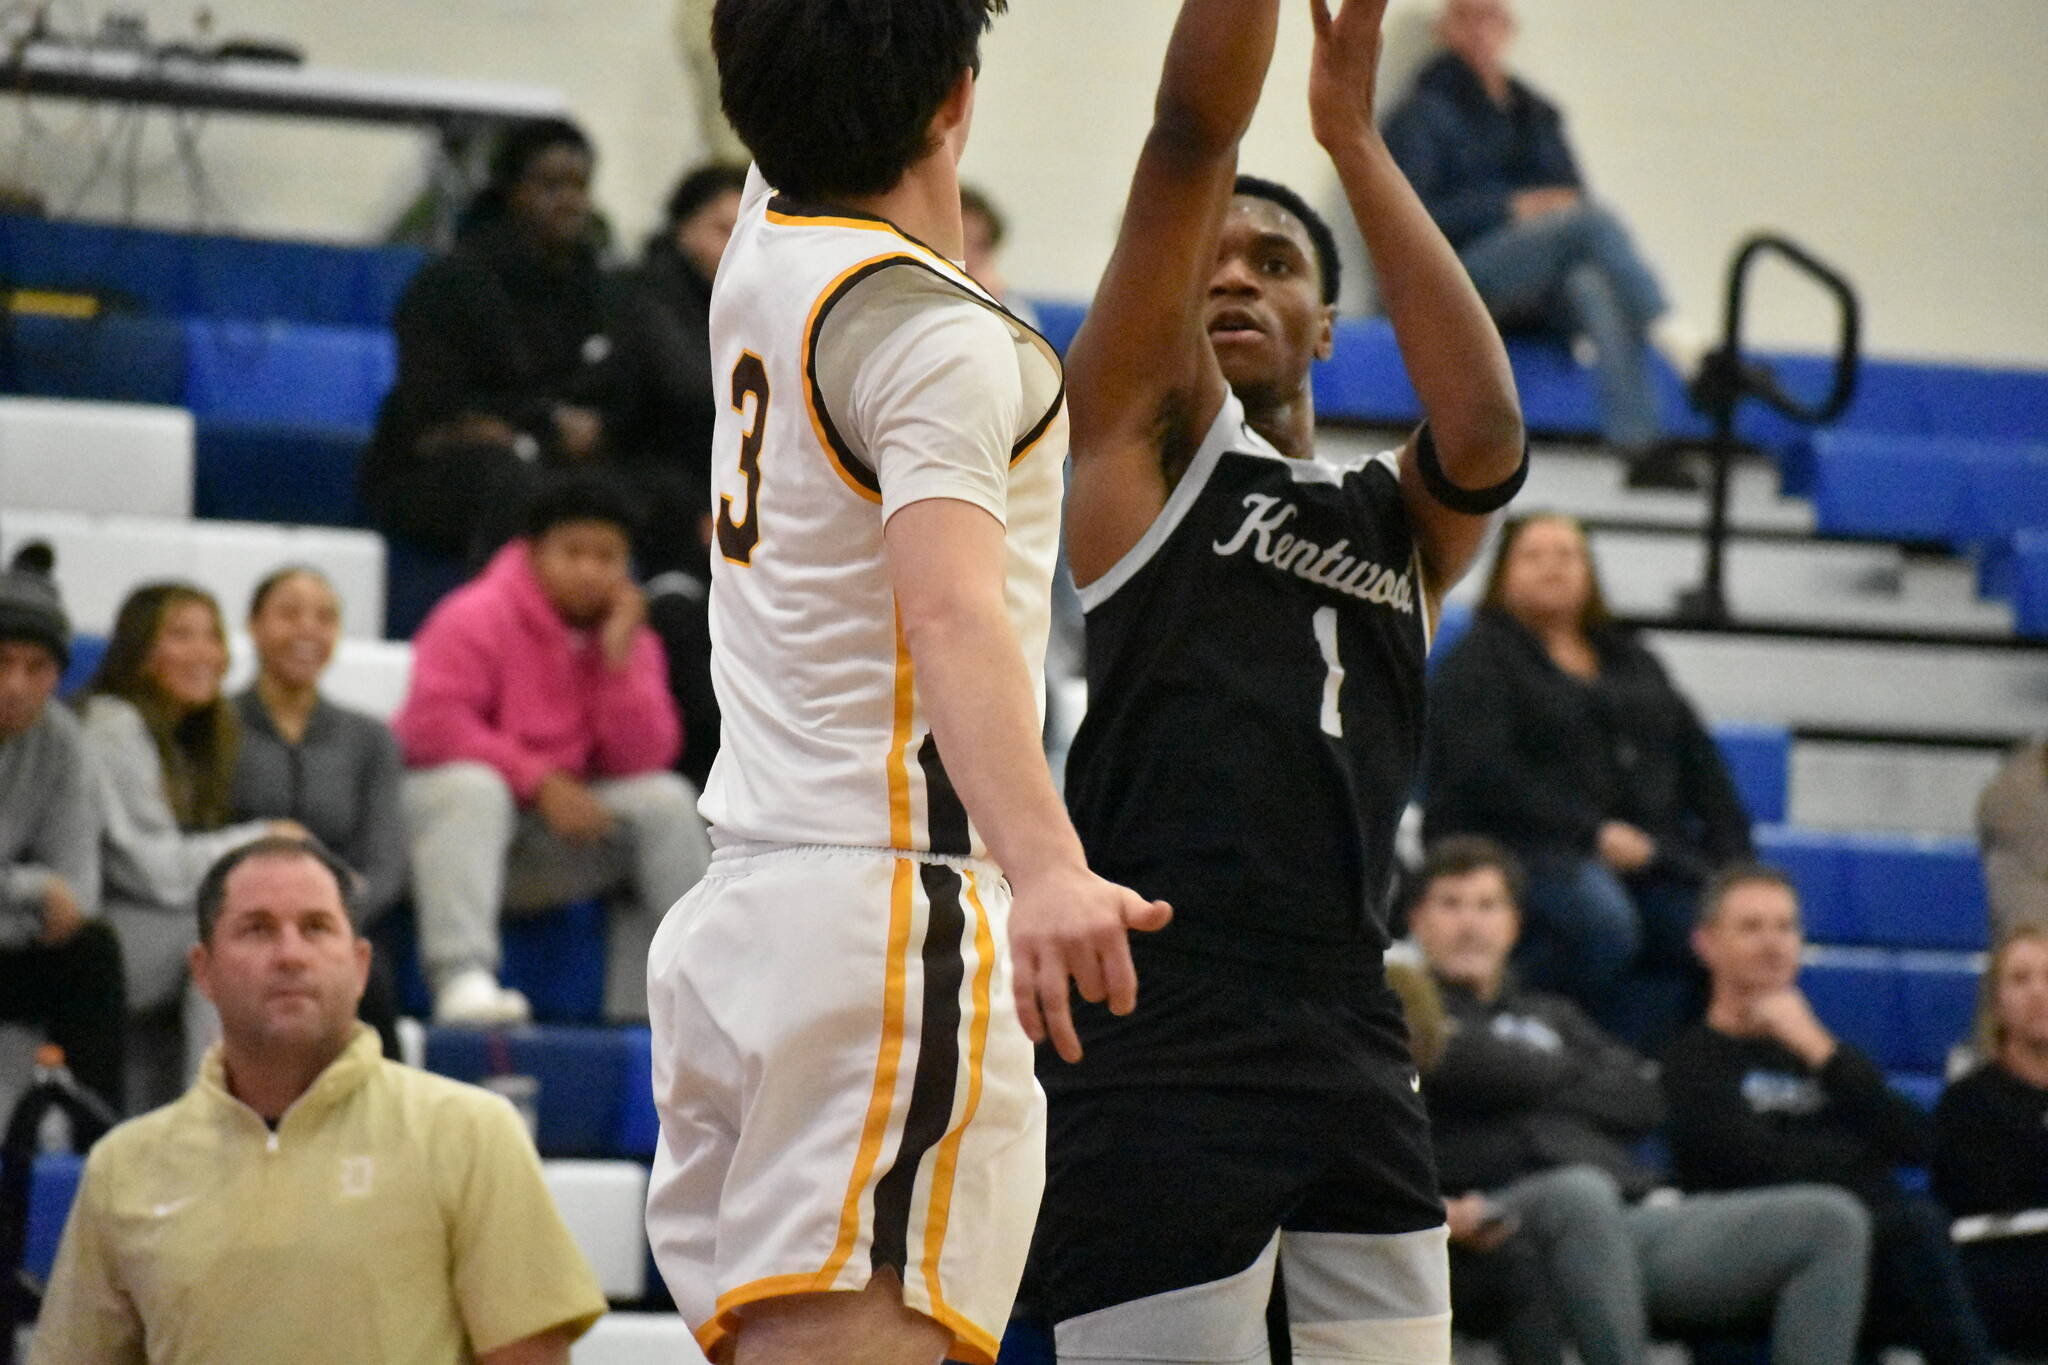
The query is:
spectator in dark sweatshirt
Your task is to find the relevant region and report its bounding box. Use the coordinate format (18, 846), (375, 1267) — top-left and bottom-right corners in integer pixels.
(1932, 924), (2048, 1355)
(1410, 836), (1868, 1365)
(1667, 865), (1994, 1365)
(0, 544), (123, 1111)
(1424, 514), (1751, 1049)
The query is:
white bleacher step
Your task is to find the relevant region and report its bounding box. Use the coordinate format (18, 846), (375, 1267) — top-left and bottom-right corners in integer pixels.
(1789, 740), (2004, 838)
(0, 396), (193, 520)
(542, 1159), (650, 1302)
(571, 1313), (709, 1365)
(1643, 627), (2048, 743)
(1, 509), (385, 639)
(223, 633), (412, 720)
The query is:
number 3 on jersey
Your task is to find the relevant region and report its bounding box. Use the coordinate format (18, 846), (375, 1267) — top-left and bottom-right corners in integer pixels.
(716, 352), (770, 566)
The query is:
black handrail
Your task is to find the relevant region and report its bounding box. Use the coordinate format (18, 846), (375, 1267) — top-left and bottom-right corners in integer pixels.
(1678, 233), (1862, 626)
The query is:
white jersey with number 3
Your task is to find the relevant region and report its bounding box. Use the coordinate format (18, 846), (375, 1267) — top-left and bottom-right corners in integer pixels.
(698, 168), (1066, 861)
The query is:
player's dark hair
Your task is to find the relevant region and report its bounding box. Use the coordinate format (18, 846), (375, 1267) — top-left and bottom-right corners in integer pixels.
(522, 477), (643, 543)
(1234, 175), (1342, 306)
(1417, 835), (1526, 903)
(712, 0), (1006, 202)
(195, 835), (358, 943)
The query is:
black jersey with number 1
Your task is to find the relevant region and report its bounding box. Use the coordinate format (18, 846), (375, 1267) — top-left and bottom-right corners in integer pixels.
(1065, 392), (1429, 970)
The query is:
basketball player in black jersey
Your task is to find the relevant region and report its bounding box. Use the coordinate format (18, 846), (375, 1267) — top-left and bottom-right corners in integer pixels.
(1026, 0), (1527, 1360)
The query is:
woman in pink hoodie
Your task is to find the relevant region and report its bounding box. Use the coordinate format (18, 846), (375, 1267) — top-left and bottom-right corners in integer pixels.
(394, 480), (709, 1024)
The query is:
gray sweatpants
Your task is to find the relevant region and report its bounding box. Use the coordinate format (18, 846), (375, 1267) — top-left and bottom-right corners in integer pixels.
(403, 762), (711, 1020)
(1487, 1165), (1871, 1365)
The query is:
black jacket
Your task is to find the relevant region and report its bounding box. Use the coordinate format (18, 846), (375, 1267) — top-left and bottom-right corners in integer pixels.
(1383, 52), (1583, 251)
(1932, 1062), (2048, 1217)
(1422, 607), (1753, 879)
(1427, 975), (1666, 1199)
(1662, 1025), (1933, 1207)
(362, 219), (612, 508)
(604, 245), (718, 487)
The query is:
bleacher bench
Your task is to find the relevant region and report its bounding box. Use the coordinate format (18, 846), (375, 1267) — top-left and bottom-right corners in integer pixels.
(0, 397), (193, 519)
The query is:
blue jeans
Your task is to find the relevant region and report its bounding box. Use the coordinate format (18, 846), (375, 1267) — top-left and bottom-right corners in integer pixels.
(1460, 203), (1669, 452)
(1514, 855), (1703, 1051)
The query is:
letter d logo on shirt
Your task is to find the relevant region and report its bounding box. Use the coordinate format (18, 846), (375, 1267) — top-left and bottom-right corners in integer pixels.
(339, 1155), (376, 1199)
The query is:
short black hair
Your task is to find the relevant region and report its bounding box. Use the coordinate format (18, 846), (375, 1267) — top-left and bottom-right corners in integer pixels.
(195, 835), (357, 943)
(960, 183), (1006, 248)
(462, 117), (594, 233)
(665, 162), (749, 230)
(713, 0), (1006, 202)
(1417, 834), (1526, 903)
(523, 476), (642, 543)
(1698, 862), (1798, 927)
(1234, 175), (1342, 306)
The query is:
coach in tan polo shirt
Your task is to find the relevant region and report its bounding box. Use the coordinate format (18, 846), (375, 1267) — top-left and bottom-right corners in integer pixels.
(30, 835), (607, 1364)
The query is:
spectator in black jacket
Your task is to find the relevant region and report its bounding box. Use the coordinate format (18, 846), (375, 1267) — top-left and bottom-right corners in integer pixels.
(605, 162), (747, 578)
(1424, 514), (1751, 1049)
(1932, 924), (2048, 1354)
(1382, 0), (1698, 490)
(1668, 865), (1994, 1365)
(361, 118), (615, 569)
(1411, 837), (1869, 1365)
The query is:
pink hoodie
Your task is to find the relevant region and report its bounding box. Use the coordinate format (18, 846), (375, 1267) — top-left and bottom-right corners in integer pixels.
(393, 542), (680, 802)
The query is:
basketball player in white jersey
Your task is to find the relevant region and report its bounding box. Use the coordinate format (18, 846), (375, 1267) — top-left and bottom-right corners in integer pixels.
(645, 4), (1170, 1364)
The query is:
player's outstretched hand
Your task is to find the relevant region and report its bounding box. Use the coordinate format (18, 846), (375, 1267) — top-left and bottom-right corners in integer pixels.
(1008, 866), (1172, 1064)
(1307, 0), (1391, 148)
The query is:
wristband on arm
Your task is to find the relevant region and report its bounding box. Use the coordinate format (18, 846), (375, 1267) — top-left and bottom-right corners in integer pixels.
(1415, 424), (1529, 515)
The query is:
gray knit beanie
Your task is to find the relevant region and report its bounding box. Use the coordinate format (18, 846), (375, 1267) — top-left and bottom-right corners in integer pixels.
(0, 542), (70, 667)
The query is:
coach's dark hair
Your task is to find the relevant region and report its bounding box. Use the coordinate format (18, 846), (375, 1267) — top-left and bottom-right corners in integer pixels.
(1417, 834), (1526, 903)
(195, 835), (358, 943)
(1697, 861), (1797, 926)
(712, 0), (1006, 202)
(1234, 175), (1342, 306)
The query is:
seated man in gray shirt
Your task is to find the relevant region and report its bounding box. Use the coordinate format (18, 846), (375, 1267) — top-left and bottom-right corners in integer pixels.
(0, 545), (123, 1112)
(1409, 837), (1871, 1365)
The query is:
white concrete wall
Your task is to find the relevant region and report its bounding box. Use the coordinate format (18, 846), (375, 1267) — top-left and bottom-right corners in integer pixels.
(8, 0), (2045, 364)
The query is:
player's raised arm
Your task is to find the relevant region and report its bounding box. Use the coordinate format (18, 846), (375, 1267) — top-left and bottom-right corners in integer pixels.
(1309, 0), (1526, 603)
(1064, 0), (1284, 588)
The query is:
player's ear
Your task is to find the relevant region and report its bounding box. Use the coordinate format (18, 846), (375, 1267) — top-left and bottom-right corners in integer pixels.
(932, 66), (976, 151)
(1315, 305), (1337, 363)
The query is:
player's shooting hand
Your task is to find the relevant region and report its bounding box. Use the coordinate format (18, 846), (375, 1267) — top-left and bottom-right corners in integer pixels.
(1008, 865), (1172, 1064)
(1308, 0), (1391, 147)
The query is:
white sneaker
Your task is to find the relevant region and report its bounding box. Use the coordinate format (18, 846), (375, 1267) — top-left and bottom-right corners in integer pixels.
(434, 969), (532, 1026)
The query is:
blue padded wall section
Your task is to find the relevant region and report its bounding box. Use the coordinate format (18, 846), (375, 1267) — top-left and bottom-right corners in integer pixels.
(423, 1026), (637, 1157)
(1800, 947), (1905, 1068)
(2, 313), (187, 404)
(1754, 827), (1859, 944)
(193, 421), (370, 527)
(1844, 835), (1989, 953)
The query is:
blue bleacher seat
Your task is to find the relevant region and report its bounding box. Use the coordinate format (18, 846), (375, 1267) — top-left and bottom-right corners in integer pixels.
(1768, 357), (2048, 491)
(2012, 530), (2048, 639)
(1712, 723), (1790, 825)
(1429, 600), (1474, 667)
(183, 319), (394, 428)
(194, 420), (370, 528)
(384, 537), (471, 640)
(1313, 318), (1420, 426)
(1023, 298), (1086, 357)
(1754, 826), (1860, 943)
(1886, 1072), (1945, 1112)
(617, 1026), (658, 1159)
(423, 1025), (639, 1157)
(1800, 946), (1903, 1068)
(1895, 953), (1980, 1073)
(1843, 834), (1990, 953)
(2, 313), (188, 405)
(1810, 434), (1971, 542)
(373, 899), (608, 1026)
(59, 632), (108, 699)
(22, 1150), (86, 1282)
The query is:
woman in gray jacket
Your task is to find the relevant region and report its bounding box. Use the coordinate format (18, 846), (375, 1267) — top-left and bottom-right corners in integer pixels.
(78, 582), (298, 1102)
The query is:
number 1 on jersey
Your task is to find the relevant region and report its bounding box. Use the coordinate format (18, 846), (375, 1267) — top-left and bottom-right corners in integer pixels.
(717, 352), (770, 566)
(1313, 606), (1345, 738)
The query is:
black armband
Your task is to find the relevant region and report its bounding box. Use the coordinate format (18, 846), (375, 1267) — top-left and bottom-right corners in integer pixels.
(1416, 424), (1529, 515)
